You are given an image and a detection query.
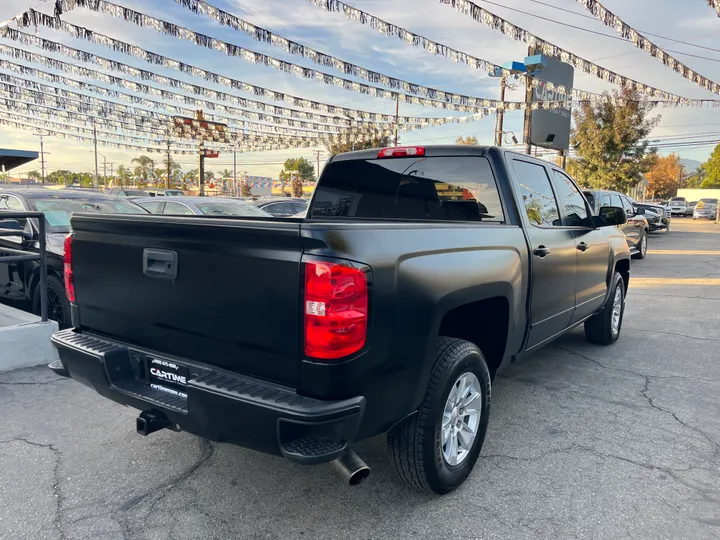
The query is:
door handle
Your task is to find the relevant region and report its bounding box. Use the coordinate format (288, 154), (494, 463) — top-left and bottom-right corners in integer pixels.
(577, 242), (589, 252)
(143, 249), (178, 280)
(533, 245), (551, 258)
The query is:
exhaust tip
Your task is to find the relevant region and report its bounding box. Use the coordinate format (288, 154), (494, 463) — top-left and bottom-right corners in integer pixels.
(331, 449), (370, 486)
(348, 465), (371, 486)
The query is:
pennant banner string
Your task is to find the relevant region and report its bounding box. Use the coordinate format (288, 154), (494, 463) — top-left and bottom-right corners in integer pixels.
(0, 63), (343, 135)
(0, 108), (341, 151)
(572, 0), (720, 95)
(708, 0), (720, 16)
(12, 6), (572, 112)
(0, 28), (521, 122)
(0, 77), (342, 139)
(0, 54), (486, 133)
(0, 107), (338, 153)
(437, 0), (687, 102)
(0, 92), (436, 150)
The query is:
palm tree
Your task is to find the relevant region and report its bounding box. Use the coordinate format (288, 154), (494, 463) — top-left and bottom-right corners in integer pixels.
(131, 155), (155, 183)
(27, 170), (42, 183)
(116, 164), (131, 187)
(221, 168), (233, 178)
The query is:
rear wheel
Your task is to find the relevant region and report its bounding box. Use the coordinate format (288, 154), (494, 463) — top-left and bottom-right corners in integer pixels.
(387, 337), (491, 494)
(33, 275), (71, 329)
(584, 272), (625, 345)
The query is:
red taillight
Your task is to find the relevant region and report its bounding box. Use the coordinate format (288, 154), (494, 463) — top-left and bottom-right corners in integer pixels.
(304, 261), (368, 360)
(377, 146), (425, 159)
(63, 234), (75, 303)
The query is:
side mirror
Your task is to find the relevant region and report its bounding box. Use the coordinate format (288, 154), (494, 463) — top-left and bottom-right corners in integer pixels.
(598, 206), (627, 227)
(0, 219), (23, 232)
(634, 206), (645, 215)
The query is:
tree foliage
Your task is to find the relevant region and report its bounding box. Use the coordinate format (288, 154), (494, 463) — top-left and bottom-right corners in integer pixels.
(568, 88), (659, 191)
(324, 128), (391, 156)
(240, 180), (252, 197)
(279, 157), (315, 183)
(700, 143), (720, 188)
(645, 153), (682, 199)
(132, 155), (155, 182)
(456, 136), (478, 145)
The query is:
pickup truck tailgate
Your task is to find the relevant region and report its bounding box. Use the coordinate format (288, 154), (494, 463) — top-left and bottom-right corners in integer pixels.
(70, 214), (304, 386)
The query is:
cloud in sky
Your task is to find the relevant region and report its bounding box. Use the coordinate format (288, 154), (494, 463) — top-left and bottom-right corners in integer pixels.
(0, 0), (718, 179)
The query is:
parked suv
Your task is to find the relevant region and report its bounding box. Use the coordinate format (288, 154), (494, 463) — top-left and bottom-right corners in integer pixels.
(583, 190), (649, 259)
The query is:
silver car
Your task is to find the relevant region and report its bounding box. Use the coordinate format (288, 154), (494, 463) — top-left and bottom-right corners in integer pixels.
(693, 198), (718, 220)
(134, 196), (271, 217)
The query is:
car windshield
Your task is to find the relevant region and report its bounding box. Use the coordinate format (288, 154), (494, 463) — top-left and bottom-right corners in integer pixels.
(28, 197), (146, 233)
(699, 199), (718, 204)
(123, 190), (148, 197)
(194, 201), (271, 217)
(165, 190), (184, 196)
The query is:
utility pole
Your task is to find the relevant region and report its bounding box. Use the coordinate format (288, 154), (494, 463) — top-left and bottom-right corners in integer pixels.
(233, 143), (237, 197)
(393, 94), (400, 147)
(495, 75), (507, 147)
(314, 150), (322, 178)
(39, 133), (47, 185)
(197, 110), (205, 196)
(166, 139), (171, 190)
(523, 46), (536, 156)
(93, 123), (99, 189)
(102, 157), (108, 187)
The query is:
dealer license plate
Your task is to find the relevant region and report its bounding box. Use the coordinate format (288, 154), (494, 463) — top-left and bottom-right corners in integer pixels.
(148, 357), (188, 399)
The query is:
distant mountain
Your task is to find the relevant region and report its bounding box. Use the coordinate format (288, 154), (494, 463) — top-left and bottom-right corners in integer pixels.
(679, 158), (702, 174)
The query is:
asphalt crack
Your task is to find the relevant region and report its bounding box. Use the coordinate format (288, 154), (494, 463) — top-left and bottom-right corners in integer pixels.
(554, 346), (720, 461)
(623, 327), (720, 342)
(0, 378), (68, 386)
(0, 438), (66, 539)
(117, 438), (216, 537)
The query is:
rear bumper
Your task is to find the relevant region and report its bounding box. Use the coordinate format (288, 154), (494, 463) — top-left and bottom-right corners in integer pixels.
(51, 329), (365, 464)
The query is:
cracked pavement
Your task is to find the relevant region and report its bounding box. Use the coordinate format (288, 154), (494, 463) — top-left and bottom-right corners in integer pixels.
(1, 219), (719, 539)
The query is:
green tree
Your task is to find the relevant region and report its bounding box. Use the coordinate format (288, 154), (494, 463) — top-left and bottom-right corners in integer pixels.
(116, 164), (131, 187)
(456, 135), (478, 145)
(568, 88), (659, 191)
(132, 155), (155, 182)
(279, 157), (315, 183)
(221, 169), (233, 178)
(325, 128), (391, 156)
(27, 170), (41, 182)
(701, 143), (720, 187)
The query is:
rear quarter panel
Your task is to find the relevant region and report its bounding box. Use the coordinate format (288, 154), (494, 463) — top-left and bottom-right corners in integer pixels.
(299, 221), (529, 438)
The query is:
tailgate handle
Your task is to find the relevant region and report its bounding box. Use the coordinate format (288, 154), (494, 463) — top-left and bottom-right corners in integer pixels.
(143, 249), (178, 280)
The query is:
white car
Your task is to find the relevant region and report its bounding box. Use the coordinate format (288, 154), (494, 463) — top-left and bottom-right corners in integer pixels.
(667, 199), (688, 216)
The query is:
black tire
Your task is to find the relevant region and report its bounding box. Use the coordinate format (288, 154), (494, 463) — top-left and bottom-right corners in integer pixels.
(584, 272), (625, 345)
(632, 230), (647, 259)
(387, 337), (492, 494)
(33, 275), (71, 329)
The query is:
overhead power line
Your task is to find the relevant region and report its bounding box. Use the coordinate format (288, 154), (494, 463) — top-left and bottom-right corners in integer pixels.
(522, 0), (720, 54)
(438, 0), (695, 102)
(569, 0), (720, 94)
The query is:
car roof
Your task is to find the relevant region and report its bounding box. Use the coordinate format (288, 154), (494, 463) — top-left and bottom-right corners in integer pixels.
(1, 189), (131, 201)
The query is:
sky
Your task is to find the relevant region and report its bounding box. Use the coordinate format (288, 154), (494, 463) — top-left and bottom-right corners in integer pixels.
(0, 0), (718, 179)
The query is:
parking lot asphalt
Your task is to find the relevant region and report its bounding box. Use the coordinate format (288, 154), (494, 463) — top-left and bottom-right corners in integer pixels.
(1, 218), (719, 540)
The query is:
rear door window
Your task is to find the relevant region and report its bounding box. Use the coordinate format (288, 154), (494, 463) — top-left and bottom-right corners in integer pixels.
(163, 202), (195, 215)
(511, 160), (560, 227)
(309, 156), (504, 222)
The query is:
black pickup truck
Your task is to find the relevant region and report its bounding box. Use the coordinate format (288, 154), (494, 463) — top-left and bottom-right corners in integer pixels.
(51, 146), (631, 494)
